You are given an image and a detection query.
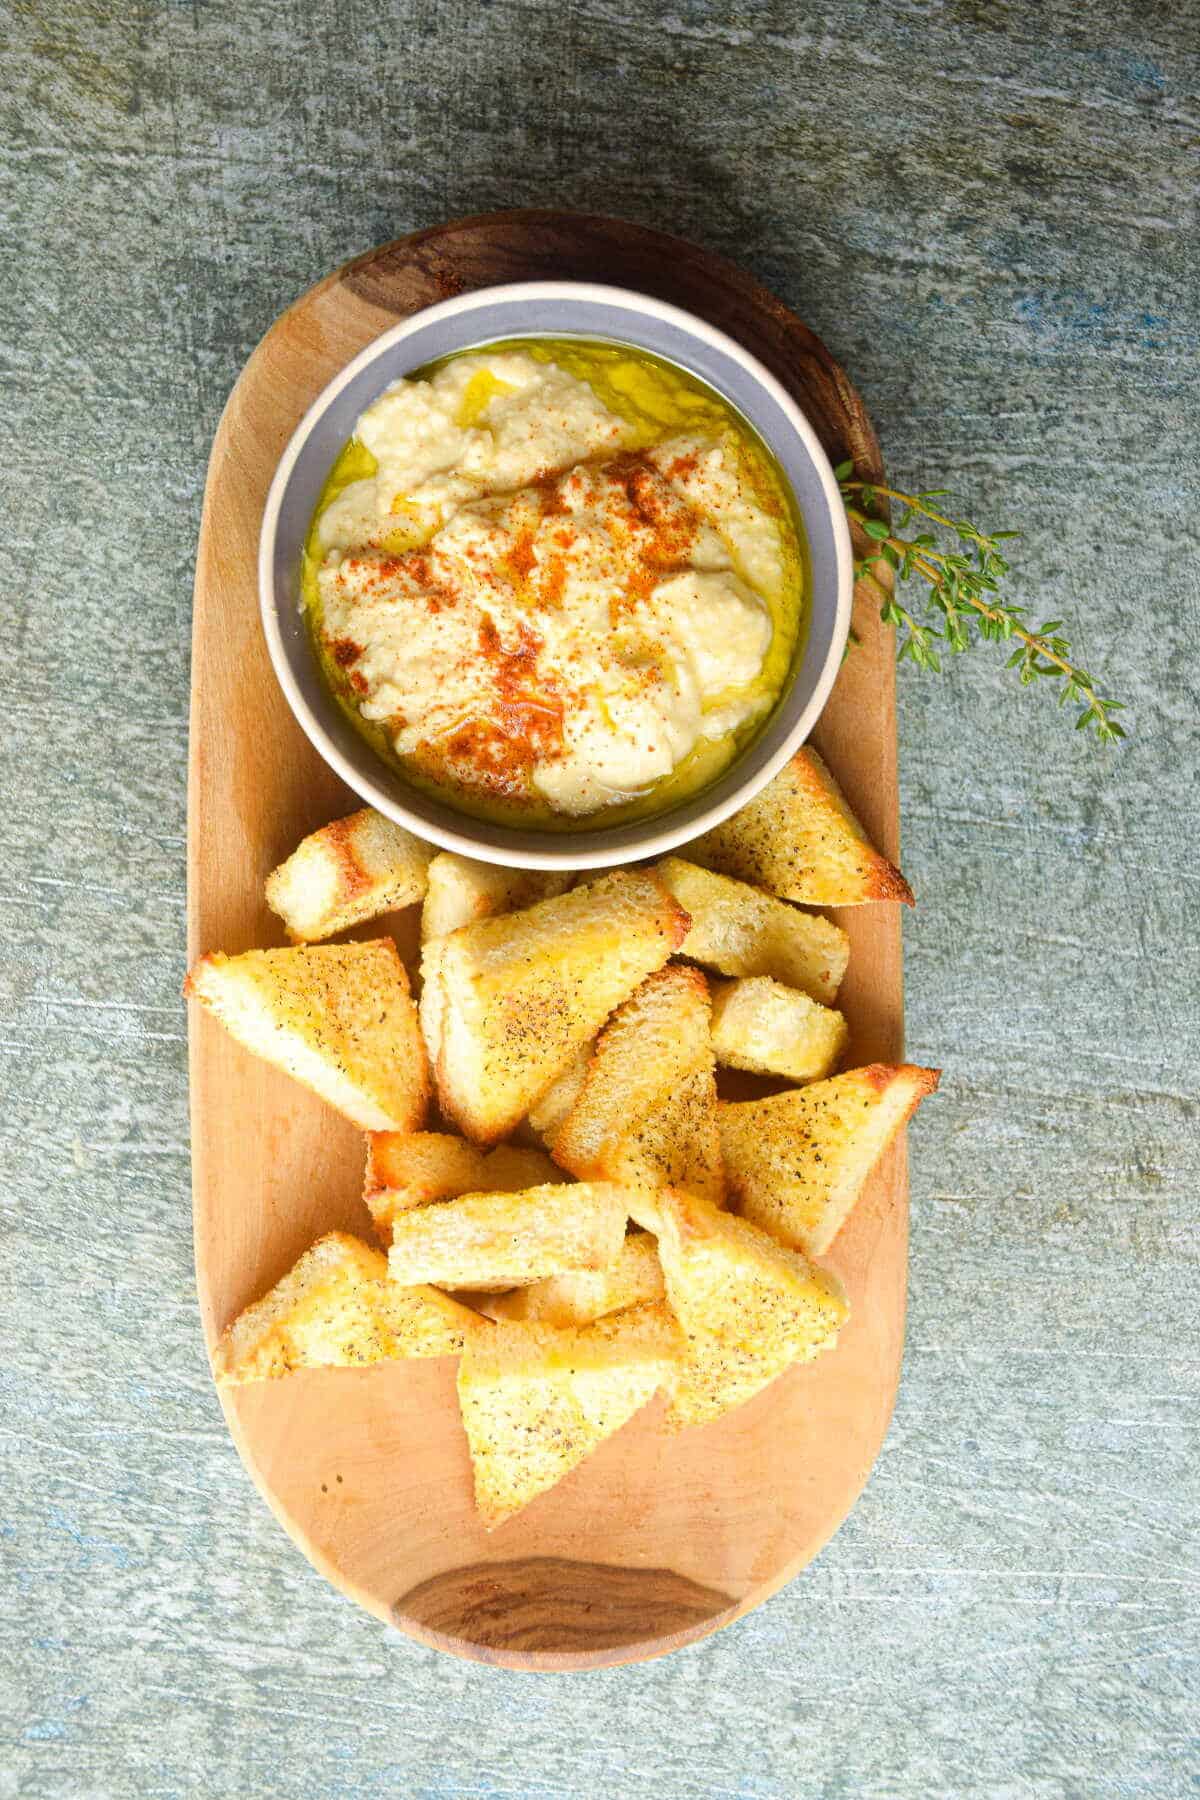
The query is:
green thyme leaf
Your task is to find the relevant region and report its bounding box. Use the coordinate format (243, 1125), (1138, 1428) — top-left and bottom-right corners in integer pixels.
(837, 476), (1126, 745)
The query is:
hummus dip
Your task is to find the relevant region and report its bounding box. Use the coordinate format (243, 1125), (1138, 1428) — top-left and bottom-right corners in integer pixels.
(306, 342), (804, 821)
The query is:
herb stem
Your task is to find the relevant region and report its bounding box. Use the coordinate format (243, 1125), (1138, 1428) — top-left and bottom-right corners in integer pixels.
(837, 471), (1126, 743)
(841, 482), (960, 536)
(849, 513), (1086, 689)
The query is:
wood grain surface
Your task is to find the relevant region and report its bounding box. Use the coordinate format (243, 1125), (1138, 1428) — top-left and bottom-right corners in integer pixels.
(186, 213), (909, 1667)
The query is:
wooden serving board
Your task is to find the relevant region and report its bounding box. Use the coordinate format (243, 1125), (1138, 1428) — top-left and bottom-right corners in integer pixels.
(188, 211), (905, 1669)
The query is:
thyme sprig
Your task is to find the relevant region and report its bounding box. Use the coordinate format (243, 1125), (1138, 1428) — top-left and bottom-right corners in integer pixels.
(835, 465), (1126, 742)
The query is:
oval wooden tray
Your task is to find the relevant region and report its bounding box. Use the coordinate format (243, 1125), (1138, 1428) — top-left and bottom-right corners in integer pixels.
(187, 211), (906, 1669)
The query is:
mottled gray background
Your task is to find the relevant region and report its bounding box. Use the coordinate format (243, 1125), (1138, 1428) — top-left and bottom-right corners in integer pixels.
(2, 1), (1198, 1795)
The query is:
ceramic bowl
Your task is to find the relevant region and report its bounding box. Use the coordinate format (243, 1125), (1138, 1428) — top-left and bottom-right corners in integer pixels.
(259, 281), (853, 870)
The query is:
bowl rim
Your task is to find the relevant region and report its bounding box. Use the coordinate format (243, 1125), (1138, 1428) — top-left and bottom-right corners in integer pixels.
(258, 278), (853, 870)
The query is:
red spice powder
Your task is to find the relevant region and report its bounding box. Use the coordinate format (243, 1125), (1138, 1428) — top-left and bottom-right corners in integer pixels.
(422, 614), (566, 797)
(664, 448), (701, 483)
(538, 555), (567, 610)
(507, 527), (537, 583)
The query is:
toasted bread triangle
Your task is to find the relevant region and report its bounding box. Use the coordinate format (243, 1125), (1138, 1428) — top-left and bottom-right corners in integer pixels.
(553, 965), (723, 1202)
(457, 1303), (682, 1527)
(428, 869), (689, 1143)
(184, 941), (428, 1132)
(656, 857), (849, 1004)
(387, 1181), (629, 1291)
(687, 746), (914, 906)
(721, 1063), (940, 1255)
(212, 1232), (476, 1384)
(642, 1190), (849, 1429)
(709, 975), (848, 1083)
(264, 807), (434, 942)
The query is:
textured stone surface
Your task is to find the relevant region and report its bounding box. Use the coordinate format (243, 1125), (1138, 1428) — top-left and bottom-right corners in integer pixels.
(2, 1), (1198, 1794)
